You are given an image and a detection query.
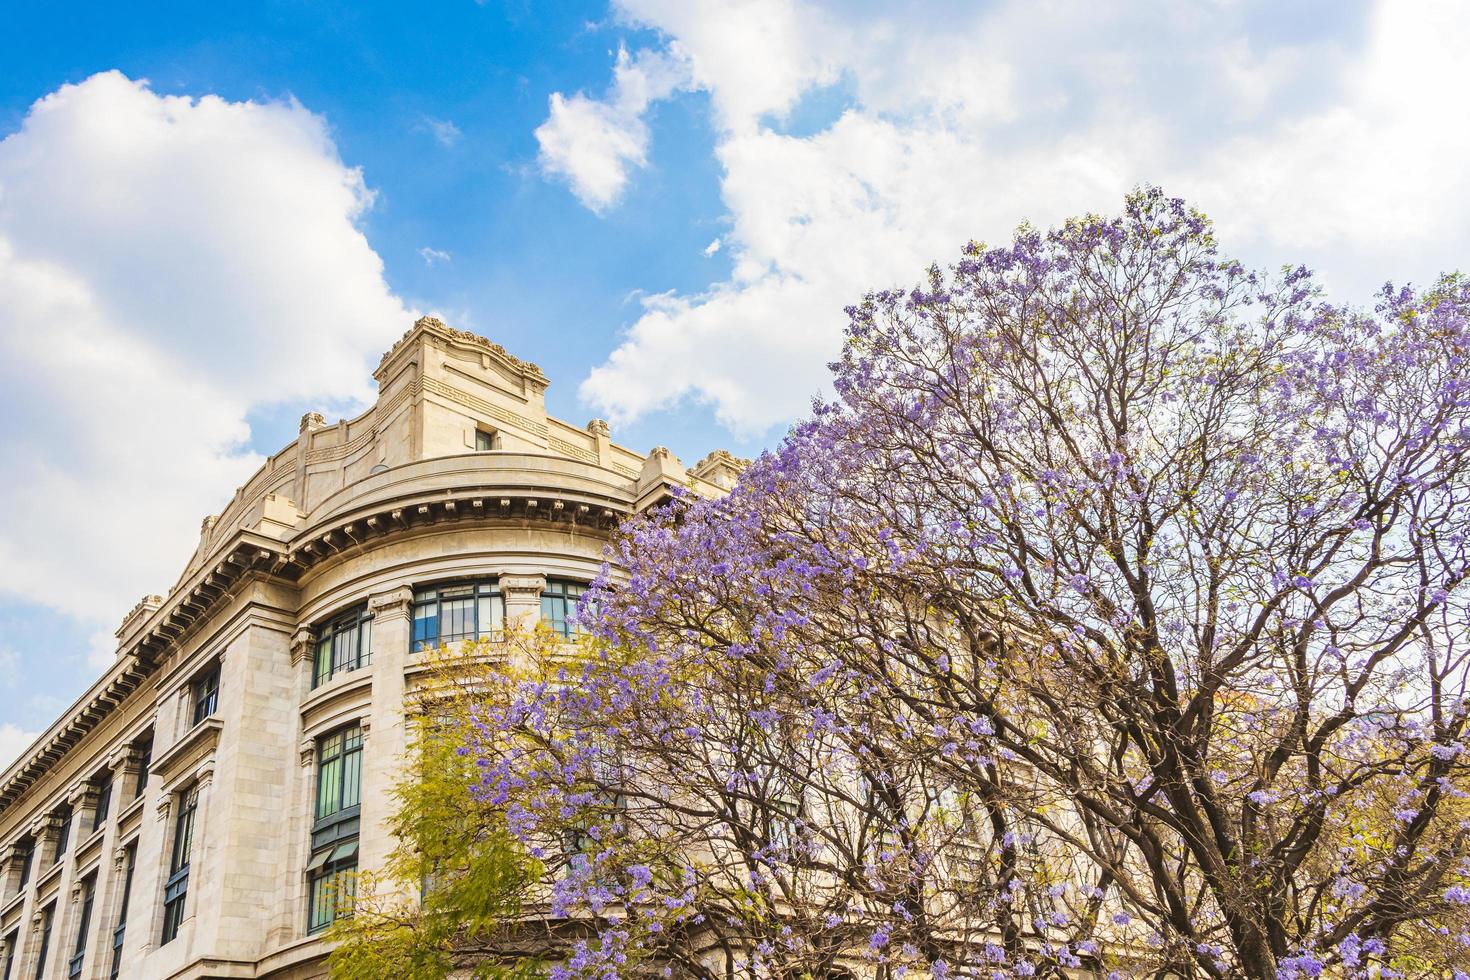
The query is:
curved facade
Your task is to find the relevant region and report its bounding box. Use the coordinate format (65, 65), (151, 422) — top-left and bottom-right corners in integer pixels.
(0, 318), (742, 980)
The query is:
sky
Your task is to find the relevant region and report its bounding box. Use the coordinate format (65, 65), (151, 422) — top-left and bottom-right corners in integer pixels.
(2, 0), (1468, 767)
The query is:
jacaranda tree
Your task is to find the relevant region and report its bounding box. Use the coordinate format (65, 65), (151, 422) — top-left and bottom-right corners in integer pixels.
(461, 189), (1470, 980)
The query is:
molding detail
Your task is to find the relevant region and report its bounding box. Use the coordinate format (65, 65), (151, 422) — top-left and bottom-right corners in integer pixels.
(367, 586), (414, 620)
(421, 376), (549, 438)
(289, 627), (315, 666)
(501, 575), (547, 601)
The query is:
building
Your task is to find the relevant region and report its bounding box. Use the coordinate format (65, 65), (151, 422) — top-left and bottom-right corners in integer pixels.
(0, 317), (744, 980)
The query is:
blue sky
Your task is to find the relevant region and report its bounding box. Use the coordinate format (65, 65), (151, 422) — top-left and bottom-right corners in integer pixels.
(2, 0), (1468, 764)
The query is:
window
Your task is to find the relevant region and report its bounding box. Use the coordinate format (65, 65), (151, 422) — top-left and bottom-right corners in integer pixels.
(2, 929), (16, 980)
(190, 665), (220, 726)
(52, 808), (71, 866)
(32, 903), (53, 980)
(411, 581), (503, 651)
(92, 773), (113, 832)
(474, 428), (498, 451)
(108, 844), (135, 980)
(132, 738), (152, 801)
(541, 579), (589, 638)
(308, 724), (363, 933)
(68, 874), (95, 980)
(312, 607), (373, 688)
(161, 785), (199, 944)
(17, 841), (32, 889)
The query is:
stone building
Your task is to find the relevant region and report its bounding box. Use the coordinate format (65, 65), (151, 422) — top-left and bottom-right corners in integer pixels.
(0, 317), (743, 980)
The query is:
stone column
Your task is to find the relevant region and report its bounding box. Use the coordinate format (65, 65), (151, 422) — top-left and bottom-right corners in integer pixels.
(358, 586), (414, 903)
(502, 574), (546, 632)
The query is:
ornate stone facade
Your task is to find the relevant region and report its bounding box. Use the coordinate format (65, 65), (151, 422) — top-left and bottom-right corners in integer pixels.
(0, 318), (737, 980)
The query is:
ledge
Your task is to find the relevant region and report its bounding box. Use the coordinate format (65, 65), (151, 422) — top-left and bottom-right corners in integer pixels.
(35, 857), (64, 894)
(150, 718), (223, 786)
(0, 889), (22, 922)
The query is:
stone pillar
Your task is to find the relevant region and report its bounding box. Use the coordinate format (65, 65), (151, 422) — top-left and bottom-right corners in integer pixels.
(502, 574), (546, 632)
(358, 586), (413, 901)
(587, 419), (612, 469)
(290, 626), (316, 695)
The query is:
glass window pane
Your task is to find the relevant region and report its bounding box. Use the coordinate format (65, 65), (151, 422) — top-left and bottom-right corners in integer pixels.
(412, 606), (438, 650)
(442, 597), (474, 642)
(332, 624), (357, 673)
(342, 747), (362, 811)
(358, 617), (372, 666)
(317, 757), (342, 819)
(477, 595), (503, 637)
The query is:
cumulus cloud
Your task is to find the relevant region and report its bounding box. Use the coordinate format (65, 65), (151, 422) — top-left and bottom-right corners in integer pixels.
(558, 0), (1470, 435)
(0, 724), (41, 773)
(0, 71), (409, 629)
(535, 45), (692, 212)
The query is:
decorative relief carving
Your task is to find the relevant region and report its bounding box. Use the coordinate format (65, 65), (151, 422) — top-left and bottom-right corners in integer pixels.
(367, 586), (414, 619)
(549, 437), (598, 464)
(421, 377), (549, 438)
(379, 316), (548, 383)
(299, 411), (326, 432)
(289, 627), (316, 666)
(586, 418), (610, 438)
(501, 575), (547, 601)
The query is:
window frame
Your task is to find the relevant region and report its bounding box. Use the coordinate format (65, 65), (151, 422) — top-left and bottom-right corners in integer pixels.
(307, 723), (364, 933)
(132, 738), (152, 802)
(2, 928), (16, 980)
(67, 873), (95, 980)
(190, 664), (220, 726)
(32, 902), (53, 980)
(91, 772), (112, 833)
(312, 606), (373, 689)
(540, 579), (590, 638)
(51, 808), (71, 866)
(411, 580), (504, 651)
(160, 785), (199, 945)
(108, 843), (136, 980)
(17, 841), (32, 888)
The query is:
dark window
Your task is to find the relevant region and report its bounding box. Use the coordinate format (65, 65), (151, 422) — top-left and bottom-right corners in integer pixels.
(67, 874), (95, 980)
(108, 844), (135, 980)
(313, 607), (373, 688)
(161, 785), (199, 944)
(541, 579), (589, 638)
(17, 842), (32, 888)
(92, 773), (113, 832)
(411, 581), (503, 651)
(52, 809), (71, 866)
(32, 903), (53, 980)
(308, 724), (363, 933)
(132, 739), (152, 801)
(190, 665), (220, 726)
(2, 928), (16, 980)
(475, 428), (497, 451)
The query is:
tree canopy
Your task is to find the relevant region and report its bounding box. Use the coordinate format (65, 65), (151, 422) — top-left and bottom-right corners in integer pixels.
(364, 189), (1470, 980)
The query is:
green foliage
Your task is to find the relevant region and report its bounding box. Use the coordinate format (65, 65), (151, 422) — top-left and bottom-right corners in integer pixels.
(328, 644), (544, 980)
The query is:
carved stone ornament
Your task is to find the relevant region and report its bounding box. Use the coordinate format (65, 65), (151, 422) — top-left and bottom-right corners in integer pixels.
(300, 741), (315, 768)
(586, 418), (611, 438)
(367, 586), (414, 619)
(289, 627), (316, 666)
(299, 411), (327, 432)
(501, 575), (547, 601)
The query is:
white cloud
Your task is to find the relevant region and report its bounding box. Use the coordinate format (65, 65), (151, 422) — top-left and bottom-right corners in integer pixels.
(702, 238), (721, 257)
(423, 116), (463, 147)
(418, 246), (452, 265)
(0, 72), (409, 630)
(557, 0), (1470, 435)
(535, 45), (692, 212)
(0, 724), (41, 773)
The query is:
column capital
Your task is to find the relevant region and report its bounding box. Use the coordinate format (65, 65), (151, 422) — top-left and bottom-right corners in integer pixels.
(367, 585), (414, 621)
(289, 626), (316, 666)
(67, 781), (98, 810)
(502, 574), (546, 601)
(299, 739), (315, 768)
